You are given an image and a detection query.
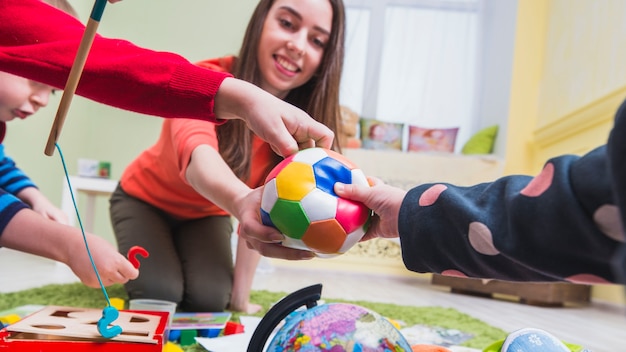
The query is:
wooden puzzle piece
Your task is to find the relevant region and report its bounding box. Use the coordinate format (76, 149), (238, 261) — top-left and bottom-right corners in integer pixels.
(7, 306), (160, 344)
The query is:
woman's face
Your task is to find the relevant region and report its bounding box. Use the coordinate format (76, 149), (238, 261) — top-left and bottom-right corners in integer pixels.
(0, 71), (53, 123)
(257, 0), (332, 99)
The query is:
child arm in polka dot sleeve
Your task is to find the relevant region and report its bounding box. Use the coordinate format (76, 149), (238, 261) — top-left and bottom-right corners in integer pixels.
(397, 146), (621, 283)
(336, 102), (626, 284)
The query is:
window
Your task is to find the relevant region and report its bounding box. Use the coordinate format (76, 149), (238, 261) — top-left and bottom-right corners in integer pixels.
(340, 0), (517, 154)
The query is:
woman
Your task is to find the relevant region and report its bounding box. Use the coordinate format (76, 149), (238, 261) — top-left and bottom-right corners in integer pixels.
(110, 0), (346, 313)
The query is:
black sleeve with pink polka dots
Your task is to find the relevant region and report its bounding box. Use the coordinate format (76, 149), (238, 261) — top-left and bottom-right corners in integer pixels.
(398, 143), (624, 283)
(607, 101), (626, 284)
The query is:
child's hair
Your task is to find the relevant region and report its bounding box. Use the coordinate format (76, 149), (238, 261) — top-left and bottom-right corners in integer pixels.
(42, 0), (80, 19)
(218, 0), (346, 180)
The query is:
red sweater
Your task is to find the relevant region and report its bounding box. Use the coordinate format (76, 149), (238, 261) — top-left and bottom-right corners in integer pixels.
(0, 0), (231, 121)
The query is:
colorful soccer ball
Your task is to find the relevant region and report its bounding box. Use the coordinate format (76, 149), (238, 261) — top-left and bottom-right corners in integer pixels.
(260, 148), (371, 257)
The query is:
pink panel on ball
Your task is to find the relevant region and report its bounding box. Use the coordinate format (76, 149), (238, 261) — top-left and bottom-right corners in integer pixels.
(302, 219), (346, 254)
(335, 197), (371, 234)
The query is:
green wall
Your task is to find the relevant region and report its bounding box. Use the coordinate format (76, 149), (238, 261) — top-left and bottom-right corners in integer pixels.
(5, 0), (258, 243)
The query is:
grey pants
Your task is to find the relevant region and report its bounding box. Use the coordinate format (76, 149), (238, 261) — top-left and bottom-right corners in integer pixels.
(109, 185), (233, 312)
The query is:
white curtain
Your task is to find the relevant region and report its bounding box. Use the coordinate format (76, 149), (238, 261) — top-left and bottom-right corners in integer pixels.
(340, 1), (480, 152)
(340, 8), (370, 117)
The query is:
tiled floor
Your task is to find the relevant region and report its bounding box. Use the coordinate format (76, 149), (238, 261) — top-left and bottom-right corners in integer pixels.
(1, 248), (625, 351)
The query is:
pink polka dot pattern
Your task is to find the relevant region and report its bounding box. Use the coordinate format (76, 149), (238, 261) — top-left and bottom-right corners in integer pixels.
(419, 184), (448, 206)
(520, 162), (554, 197)
(441, 269), (467, 278)
(565, 273), (611, 285)
(593, 204), (626, 243)
(468, 222), (500, 255)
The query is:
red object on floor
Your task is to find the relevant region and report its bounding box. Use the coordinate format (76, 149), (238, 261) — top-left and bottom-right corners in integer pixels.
(223, 321), (244, 335)
(127, 246), (149, 269)
(0, 309), (168, 352)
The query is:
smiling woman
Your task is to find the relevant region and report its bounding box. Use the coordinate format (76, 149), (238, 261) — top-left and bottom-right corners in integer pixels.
(109, 0), (348, 318)
(255, 0), (332, 98)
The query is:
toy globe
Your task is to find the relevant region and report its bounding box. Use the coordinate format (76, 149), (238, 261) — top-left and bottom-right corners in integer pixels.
(247, 284), (412, 352)
(260, 148), (371, 257)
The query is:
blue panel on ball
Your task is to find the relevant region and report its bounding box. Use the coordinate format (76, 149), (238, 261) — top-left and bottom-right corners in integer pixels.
(313, 157), (352, 196)
(260, 208), (274, 227)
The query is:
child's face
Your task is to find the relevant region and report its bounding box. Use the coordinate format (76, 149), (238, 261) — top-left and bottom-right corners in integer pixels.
(257, 0), (332, 99)
(0, 71), (54, 123)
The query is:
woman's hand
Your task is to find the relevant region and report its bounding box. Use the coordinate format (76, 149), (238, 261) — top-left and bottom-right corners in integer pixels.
(214, 78), (334, 157)
(236, 187), (316, 260)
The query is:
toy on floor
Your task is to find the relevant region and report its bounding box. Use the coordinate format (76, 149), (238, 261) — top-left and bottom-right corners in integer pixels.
(247, 284), (411, 351)
(224, 321), (245, 335)
(484, 327), (587, 352)
(260, 148), (372, 257)
(0, 305), (169, 352)
(163, 341), (183, 352)
(128, 245), (150, 269)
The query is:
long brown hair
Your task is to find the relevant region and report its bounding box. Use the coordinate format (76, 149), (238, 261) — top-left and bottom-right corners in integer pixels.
(217, 0), (346, 180)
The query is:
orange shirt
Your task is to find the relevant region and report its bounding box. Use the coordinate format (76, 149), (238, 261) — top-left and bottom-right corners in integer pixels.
(119, 57), (274, 219)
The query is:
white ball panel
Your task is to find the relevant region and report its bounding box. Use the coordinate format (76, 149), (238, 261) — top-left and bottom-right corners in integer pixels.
(292, 148), (328, 165)
(281, 236), (309, 251)
(301, 188), (337, 221)
(338, 227), (366, 253)
(351, 169), (369, 187)
(261, 178), (278, 212)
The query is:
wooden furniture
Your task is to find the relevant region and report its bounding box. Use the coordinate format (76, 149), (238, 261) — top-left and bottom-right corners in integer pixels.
(431, 274), (591, 306)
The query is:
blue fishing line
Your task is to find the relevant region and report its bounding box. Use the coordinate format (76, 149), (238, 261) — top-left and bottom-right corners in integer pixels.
(55, 143), (112, 306)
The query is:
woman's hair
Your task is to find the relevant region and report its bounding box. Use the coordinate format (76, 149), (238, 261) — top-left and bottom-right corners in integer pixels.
(43, 0), (80, 19)
(218, 0), (346, 180)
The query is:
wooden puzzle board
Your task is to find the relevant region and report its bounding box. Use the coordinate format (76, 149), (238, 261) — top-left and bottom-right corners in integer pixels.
(7, 306), (161, 344)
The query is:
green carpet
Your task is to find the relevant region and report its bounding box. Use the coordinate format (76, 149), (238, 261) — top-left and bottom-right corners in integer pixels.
(0, 283), (507, 350)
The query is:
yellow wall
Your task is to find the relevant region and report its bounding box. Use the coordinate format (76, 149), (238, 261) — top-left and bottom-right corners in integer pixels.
(506, 0), (625, 305)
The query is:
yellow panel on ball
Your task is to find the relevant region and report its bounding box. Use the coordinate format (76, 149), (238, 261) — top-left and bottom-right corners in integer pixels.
(275, 162), (316, 201)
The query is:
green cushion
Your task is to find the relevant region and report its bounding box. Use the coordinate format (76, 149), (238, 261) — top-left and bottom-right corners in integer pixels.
(461, 125), (498, 155)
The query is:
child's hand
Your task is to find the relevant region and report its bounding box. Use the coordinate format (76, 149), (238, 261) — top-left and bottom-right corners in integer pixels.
(334, 177), (406, 241)
(66, 233), (139, 288)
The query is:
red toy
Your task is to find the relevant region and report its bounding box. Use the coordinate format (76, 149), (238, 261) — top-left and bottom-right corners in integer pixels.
(127, 246), (150, 269)
(224, 321), (245, 335)
(0, 306), (168, 352)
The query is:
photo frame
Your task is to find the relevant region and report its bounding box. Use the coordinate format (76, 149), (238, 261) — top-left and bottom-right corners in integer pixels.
(407, 125), (459, 153)
(360, 119), (404, 151)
